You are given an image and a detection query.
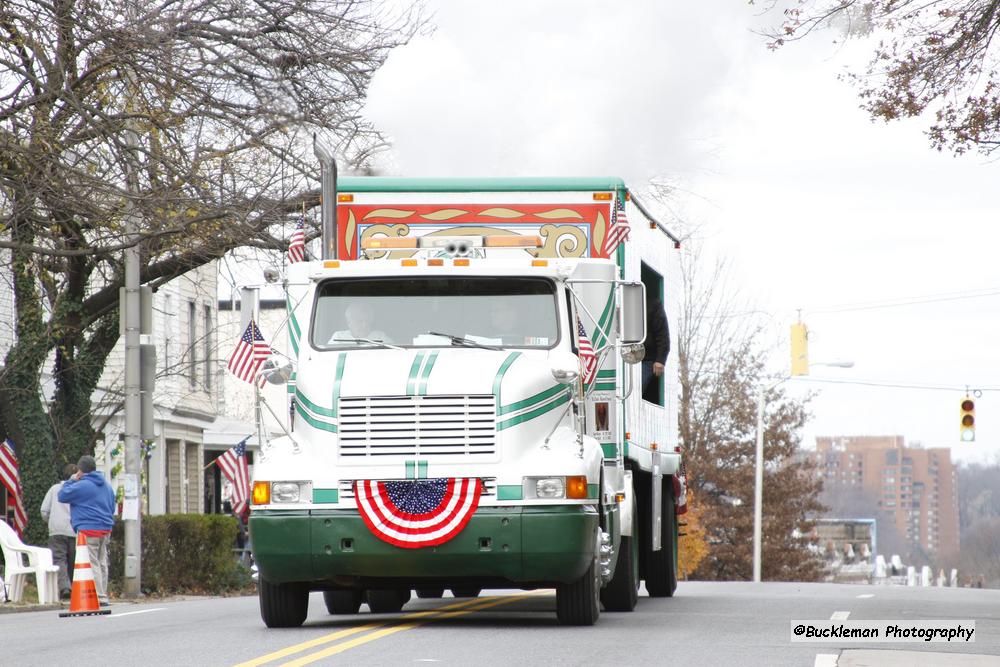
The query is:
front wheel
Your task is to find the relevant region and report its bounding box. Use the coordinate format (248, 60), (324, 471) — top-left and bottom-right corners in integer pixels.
(450, 588), (481, 598)
(556, 530), (601, 626)
(416, 588), (445, 599)
(323, 590), (364, 615)
(259, 580), (309, 628)
(366, 589), (410, 613)
(645, 481), (678, 597)
(601, 534), (638, 611)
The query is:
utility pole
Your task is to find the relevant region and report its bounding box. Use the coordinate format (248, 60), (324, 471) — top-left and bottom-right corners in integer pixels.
(122, 31), (143, 596)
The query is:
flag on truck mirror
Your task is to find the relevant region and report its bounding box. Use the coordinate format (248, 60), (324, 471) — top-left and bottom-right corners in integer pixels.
(960, 398), (975, 442)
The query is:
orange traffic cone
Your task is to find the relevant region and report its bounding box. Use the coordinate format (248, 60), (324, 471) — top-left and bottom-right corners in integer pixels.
(59, 533), (111, 617)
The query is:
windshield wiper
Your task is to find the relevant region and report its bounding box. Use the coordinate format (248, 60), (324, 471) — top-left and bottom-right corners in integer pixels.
(426, 331), (504, 352)
(331, 337), (403, 350)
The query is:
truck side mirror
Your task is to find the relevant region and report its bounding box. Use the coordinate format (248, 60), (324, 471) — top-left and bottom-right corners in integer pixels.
(618, 282), (646, 345)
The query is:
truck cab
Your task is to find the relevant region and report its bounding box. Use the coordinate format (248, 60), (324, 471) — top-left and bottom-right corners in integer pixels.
(248, 177), (682, 627)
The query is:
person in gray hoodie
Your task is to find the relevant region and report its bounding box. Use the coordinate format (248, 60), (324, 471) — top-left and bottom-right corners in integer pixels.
(58, 455), (115, 606)
(41, 463), (78, 599)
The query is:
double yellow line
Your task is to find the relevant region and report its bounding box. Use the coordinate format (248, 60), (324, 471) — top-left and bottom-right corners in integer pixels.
(235, 592), (544, 667)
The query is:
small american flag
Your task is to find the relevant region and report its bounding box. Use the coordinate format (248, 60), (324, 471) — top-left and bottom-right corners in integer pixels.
(228, 319), (271, 387)
(576, 317), (598, 385)
(0, 438), (27, 537)
(217, 438), (251, 517)
(287, 219), (306, 264)
(602, 197), (631, 256)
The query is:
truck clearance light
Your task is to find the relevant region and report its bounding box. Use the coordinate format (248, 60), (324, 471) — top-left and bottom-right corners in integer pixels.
(453, 258), (470, 266)
(363, 237), (419, 249)
(593, 192), (613, 201)
(337, 193), (353, 202)
(531, 259), (548, 267)
(323, 260), (340, 268)
(400, 259), (418, 267)
(483, 235), (543, 248)
(427, 258), (444, 266)
(252, 481), (270, 505)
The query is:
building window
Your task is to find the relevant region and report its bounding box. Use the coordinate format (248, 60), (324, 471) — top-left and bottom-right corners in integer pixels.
(163, 293), (174, 371)
(188, 300), (197, 389)
(203, 305), (212, 391)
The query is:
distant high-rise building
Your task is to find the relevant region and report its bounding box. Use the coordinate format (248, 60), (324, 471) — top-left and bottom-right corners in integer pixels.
(812, 435), (959, 557)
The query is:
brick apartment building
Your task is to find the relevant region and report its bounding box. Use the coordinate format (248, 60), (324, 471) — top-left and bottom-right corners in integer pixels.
(811, 435), (959, 557)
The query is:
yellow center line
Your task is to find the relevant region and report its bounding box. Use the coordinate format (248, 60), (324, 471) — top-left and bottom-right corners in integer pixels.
(234, 594), (518, 667)
(278, 592), (545, 667)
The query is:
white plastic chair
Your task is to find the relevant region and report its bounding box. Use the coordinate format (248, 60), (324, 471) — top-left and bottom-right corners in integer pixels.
(0, 519), (59, 604)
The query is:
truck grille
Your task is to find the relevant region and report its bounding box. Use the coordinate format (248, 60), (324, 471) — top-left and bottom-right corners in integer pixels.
(338, 477), (497, 500)
(338, 395), (497, 458)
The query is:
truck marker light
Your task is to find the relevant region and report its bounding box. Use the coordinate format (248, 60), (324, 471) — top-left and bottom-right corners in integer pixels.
(453, 258), (470, 266)
(252, 481), (270, 505)
(593, 192), (613, 201)
(483, 235), (543, 248)
(362, 237), (419, 249)
(427, 258), (444, 266)
(401, 259), (418, 267)
(566, 476), (588, 499)
(531, 259), (548, 267)
(337, 193), (354, 202)
(323, 260), (340, 268)
(615, 493), (626, 503)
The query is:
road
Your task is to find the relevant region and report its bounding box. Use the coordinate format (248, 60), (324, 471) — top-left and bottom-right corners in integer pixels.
(4, 582), (1000, 666)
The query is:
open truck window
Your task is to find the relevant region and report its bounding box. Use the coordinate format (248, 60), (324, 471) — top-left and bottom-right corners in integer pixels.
(310, 276), (560, 350)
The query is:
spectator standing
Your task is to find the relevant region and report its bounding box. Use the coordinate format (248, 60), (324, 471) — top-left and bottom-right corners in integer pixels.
(40, 463), (78, 599)
(642, 296), (670, 403)
(58, 455), (115, 607)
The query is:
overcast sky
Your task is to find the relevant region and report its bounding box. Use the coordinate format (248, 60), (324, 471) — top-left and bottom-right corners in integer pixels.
(361, 1), (999, 463)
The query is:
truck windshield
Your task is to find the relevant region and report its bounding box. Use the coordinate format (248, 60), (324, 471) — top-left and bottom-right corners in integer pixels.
(312, 277), (559, 350)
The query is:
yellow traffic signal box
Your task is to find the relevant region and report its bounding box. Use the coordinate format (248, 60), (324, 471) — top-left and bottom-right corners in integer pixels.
(960, 398), (975, 442)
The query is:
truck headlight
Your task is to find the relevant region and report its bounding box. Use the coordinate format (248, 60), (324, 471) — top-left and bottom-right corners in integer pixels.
(535, 478), (565, 499)
(271, 481), (311, 503)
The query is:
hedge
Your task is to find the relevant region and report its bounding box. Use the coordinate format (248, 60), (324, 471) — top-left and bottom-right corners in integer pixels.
(108, 514), (252, 596)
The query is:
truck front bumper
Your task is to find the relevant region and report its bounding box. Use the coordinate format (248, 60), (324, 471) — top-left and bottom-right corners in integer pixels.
(250, 505), (598, 587)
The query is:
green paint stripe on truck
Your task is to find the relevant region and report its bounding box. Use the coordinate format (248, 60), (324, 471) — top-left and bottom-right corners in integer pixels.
(496, 392), (569, 431)
(406, 353), (424, 396)
(498, 383), (565, 416)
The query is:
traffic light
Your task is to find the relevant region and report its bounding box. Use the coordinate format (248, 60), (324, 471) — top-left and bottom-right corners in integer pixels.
(960, 398), (975, 442)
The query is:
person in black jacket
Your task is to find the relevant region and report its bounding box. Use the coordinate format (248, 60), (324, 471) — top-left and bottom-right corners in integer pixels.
(642, 297), (670, 403)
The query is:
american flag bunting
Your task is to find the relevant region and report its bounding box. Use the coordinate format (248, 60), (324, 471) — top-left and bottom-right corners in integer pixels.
(355, 478), (482, 549)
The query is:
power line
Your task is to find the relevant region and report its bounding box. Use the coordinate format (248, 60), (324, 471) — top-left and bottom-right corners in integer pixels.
(791, 377), (1000, 392)
(803, 287), (1000, 315)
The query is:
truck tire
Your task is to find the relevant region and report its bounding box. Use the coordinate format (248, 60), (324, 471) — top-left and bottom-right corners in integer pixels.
(645, 481), (678, 598)
(450, 588), (481, 598)
(259, 580), (309, 628)
(600, 534), (638, 611)
(556, 529), (601, 626)
(415, 588), (445, 599)
(323, 589), (364, 615)
(366, 589), (410, 613)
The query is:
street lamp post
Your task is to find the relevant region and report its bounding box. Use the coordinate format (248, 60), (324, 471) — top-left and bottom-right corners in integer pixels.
(752, 361), (853, 583)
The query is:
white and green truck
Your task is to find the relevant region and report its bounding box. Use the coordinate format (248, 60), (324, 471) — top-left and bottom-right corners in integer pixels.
(248, 146), (684, 627)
